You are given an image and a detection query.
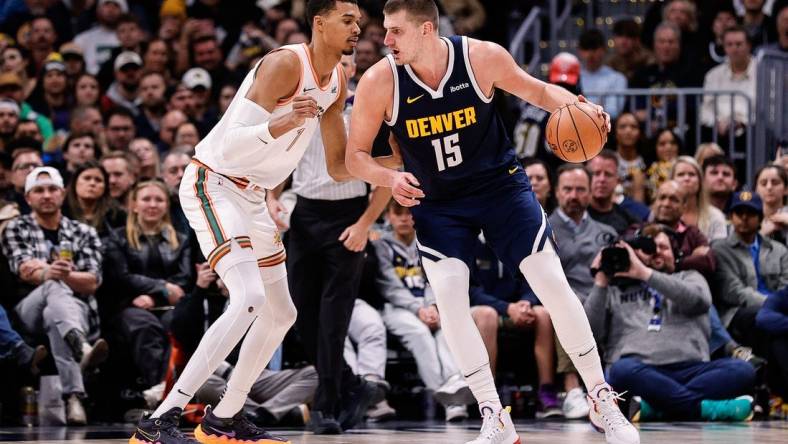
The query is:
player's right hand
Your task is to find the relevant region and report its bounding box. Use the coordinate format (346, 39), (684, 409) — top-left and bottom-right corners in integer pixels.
(391, 171), (425, 207)
(288, 95), (319, 127)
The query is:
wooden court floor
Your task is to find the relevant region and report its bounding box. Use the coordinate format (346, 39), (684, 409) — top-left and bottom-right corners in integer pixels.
(1, 420), (787, 444)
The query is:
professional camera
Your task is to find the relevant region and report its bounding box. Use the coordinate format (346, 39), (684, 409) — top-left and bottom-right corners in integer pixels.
(598, 235), (656, 279)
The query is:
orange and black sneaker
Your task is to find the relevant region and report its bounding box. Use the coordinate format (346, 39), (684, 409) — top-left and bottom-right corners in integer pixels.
(130, 407), (198, 444)
(194, 407), (290, 444)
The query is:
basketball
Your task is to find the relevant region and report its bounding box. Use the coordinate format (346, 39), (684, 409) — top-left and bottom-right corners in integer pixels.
(545, 102), (607, 163)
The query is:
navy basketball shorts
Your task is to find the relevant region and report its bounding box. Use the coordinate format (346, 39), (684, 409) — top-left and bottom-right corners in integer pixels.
(411, 173), (555, 273)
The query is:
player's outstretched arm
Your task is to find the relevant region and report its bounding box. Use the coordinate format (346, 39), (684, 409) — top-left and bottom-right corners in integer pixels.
(469, 39), (610, 130)
(346, 60), (400, 187)
(220, 51), (319, 163)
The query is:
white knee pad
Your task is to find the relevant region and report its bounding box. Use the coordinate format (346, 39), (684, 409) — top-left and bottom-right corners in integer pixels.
(422, 257), (489, 374)
(260, 268), (297, 329)
(223, 261), (267, 314)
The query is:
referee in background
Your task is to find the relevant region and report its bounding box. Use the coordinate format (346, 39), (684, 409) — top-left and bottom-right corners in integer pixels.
(267, 54), (391, 435)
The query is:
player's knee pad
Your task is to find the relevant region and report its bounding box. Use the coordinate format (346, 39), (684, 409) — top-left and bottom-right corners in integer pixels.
(222, 261), (268, 313)
(261, 273), (297, 329)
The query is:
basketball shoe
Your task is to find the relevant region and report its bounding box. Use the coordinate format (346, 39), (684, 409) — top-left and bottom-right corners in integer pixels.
(130, 407), (198, 444)
(588, 384), (640, 444)
(465, 406), (520, 444)
(194, 406), (290, 444)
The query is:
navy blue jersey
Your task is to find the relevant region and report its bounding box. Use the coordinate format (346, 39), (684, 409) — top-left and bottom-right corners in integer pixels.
(385, 36), (527, 200)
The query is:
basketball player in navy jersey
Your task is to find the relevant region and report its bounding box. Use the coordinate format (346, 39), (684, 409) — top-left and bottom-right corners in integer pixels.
(346, 2), (640, 444)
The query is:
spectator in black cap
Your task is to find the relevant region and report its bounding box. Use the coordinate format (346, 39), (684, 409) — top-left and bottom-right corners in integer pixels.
(607, 18), (655, 83)
(26, 56), (71, 132)
(100, 50), (142, 115)
(712, 190), (788, 348)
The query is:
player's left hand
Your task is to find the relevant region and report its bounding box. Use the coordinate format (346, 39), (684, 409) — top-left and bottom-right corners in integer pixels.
(578, 95), (611, 133)
(339, 222), (370, 252)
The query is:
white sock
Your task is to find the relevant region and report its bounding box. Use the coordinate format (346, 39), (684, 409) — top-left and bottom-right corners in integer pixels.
(519, 243), (605, 391)
(213, 270), (296, 417)
(152, 259), (264, 418)
(422, 258), (501, 406)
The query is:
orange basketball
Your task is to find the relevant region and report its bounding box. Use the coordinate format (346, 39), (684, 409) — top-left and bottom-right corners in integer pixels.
(545, 102), (607, 163)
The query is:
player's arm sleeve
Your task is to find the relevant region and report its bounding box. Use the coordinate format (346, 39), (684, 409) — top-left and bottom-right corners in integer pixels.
(218, 98), (277, 166)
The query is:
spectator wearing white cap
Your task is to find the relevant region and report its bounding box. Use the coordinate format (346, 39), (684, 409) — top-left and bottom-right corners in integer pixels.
(182, 67), (218, 133)
(1, 166), (106, 425)
(100, 50), (142, 115)
(74, 0), (128, 74)
(0, 99), (20, 151)
(97, 14), (146, 90)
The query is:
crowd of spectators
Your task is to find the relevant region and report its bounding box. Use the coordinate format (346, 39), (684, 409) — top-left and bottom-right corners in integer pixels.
(1, 0), (787, 429)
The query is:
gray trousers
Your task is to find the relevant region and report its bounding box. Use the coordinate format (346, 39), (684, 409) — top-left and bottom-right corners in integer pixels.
(343, 299), (387, 378)
(15, 280), (88, 395)
(382, 304), (458, 391)
(196, 365), (317, 420)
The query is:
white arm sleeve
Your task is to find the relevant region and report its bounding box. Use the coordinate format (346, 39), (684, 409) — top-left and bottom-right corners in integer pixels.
(219, 97), (277, 165)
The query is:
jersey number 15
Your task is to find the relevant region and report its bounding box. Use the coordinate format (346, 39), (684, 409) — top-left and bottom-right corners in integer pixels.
(431, 134), (463, 172)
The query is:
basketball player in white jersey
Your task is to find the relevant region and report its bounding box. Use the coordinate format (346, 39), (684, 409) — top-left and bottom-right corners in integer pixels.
(346, 1), (639, 444)
(129, 2), (398, 444)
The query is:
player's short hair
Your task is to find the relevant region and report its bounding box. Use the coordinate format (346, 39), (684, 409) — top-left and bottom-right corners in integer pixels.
(383, 0), (439, 28)
(306, 0), (359, 28)
(556, 163), (592, 185)
(702, 154), (736, 175)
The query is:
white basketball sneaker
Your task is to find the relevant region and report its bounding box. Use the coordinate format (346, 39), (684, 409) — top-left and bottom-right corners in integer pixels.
(588, 384), (640, 444)
(465, 406), (520, 444)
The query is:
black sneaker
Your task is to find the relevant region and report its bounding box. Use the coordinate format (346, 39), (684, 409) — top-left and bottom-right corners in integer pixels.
(130, 408), (198, 444)
(338, 378), (378, 430)
(307, 410), (342, 435)
(194, 406), (290, 443)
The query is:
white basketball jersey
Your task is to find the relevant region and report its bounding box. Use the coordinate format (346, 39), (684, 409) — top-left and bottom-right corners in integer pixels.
(194, 43), (342, 189)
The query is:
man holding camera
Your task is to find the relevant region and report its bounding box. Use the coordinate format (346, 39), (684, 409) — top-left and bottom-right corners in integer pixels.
(585, 224), (756, 421)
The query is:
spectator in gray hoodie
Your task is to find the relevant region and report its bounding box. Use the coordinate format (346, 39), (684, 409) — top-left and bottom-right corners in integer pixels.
(585, 224), (755, 421)
(373, 200), (474, 421)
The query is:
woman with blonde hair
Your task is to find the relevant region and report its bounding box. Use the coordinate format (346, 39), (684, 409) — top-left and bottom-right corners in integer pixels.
(101, 179), (192, 391)
(670, 156), (727, 240)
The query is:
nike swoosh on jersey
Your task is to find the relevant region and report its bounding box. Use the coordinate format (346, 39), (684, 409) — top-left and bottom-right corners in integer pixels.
(508, 166), (518, 174)
(303, 87), (316, 92)
(406, 94), (425, 104)
(257, 136), (268, 144)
